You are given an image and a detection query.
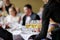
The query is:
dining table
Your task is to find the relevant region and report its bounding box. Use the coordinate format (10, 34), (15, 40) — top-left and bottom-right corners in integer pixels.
(5, 23), (39, 40)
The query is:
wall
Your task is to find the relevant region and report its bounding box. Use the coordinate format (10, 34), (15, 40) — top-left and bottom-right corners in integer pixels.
(11, 0), (43, 13)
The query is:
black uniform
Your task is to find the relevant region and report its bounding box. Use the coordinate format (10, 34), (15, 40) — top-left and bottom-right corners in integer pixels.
(35, 0), (60, 40)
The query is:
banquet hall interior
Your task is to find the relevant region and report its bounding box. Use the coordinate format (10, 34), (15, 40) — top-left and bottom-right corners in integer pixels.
(0, 0), (59, 40)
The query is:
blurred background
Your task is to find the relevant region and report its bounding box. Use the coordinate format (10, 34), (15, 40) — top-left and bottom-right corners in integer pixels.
(11, 0), (43, 13)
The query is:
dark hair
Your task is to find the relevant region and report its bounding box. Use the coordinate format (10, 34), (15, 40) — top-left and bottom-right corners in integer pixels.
(24, 4), (32, 10)
(9, 7), (17, 15)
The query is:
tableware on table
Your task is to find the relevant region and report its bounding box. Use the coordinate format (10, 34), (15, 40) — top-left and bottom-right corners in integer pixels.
(25, 20), (42, 32)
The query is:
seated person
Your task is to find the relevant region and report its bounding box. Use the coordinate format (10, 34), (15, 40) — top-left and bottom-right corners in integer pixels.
(3, 0), (14, 14)
(22, 4), (40, 26)
(5, 7), (21, 28)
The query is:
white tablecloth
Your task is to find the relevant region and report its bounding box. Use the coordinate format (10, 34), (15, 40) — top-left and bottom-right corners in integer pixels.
(7, 29), (39, 40)
(6, 24), (39, 40)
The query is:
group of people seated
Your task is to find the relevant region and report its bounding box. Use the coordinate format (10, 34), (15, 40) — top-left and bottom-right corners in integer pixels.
(0, 0), (40, 25)
(0, 0), (59, 40)
(0, 0), (41, 40)
(0, 0), (41, 28)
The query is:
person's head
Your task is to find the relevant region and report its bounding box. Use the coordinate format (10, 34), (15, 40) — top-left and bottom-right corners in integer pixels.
(42, 0), (48, 4)
(9, 7), (17, 17)
(16, 7), (20, 13)
(24, 4), (32, 15)
(3, 0), (10, 5)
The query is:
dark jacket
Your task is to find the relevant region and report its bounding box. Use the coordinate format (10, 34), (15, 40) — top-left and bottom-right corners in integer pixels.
(38, 0), (60, 39)
(0, 28), (13, 40)
(22, 12), (40, 25)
